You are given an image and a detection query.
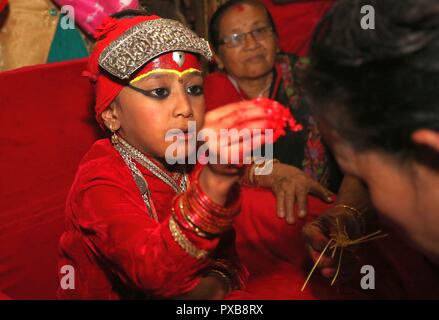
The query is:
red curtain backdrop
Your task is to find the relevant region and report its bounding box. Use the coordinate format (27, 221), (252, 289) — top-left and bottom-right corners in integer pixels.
(261, 0), (336, 56)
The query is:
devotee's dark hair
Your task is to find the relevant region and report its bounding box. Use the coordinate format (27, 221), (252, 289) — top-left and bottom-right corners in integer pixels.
(304, 0), (439, 159)
(209, 0), (277, 52)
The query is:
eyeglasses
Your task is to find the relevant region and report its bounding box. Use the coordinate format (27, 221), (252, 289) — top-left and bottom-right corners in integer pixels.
(219, 26), (273, 48)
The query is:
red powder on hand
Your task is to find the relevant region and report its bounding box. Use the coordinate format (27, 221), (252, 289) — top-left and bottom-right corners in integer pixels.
(252, 97), (303, 142)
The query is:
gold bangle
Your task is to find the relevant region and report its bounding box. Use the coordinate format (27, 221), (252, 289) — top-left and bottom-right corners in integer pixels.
(334, 204), (362, 216)
(178, 196), (217, 239)
(334, 204), (366, 234)
(251, 158), (280, 186)
(169, 216), (209, 259)
(240, 158), (280, 187)
(239, 164), (254, 187)
(207, 269), (232, 293)
(248, 163), (257, 185)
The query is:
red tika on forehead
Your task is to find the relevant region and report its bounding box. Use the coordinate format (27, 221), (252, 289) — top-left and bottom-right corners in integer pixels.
(233, 4), (246, 12)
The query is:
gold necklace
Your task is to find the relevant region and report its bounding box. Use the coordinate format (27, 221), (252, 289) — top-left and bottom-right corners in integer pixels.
(113, 134), (187, 193)
(111, 134), (188, 221)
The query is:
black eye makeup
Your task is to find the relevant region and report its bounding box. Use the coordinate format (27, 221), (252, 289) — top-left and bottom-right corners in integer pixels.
(149, 88), (170, 98)
(128, 85), (170, 100)
(127, 72), (204, 100)
(128, 83), (203, 99)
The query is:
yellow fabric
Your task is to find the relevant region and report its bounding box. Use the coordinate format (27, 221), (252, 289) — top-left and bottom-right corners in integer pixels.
(0, 0), (59, 71)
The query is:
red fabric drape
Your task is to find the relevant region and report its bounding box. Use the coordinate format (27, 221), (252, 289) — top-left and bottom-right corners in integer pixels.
(0, 59), (102, 299)
(260, 0), (336, 56)
(204, 72), (243, 112)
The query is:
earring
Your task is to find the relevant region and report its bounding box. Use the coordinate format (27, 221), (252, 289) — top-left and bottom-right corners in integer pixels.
(109, 123), (119, 144)
(111, 131), (119, 144)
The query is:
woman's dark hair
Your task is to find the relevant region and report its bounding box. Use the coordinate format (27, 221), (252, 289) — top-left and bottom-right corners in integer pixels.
(209, 0), (277, 52)
(304, 0), (439, 159)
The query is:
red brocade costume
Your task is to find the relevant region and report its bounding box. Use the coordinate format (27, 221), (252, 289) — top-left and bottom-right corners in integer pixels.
(58, 139), (236, 299)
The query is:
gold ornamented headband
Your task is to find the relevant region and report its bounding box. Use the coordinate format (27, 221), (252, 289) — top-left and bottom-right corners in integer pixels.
(98, 18), (213, 80)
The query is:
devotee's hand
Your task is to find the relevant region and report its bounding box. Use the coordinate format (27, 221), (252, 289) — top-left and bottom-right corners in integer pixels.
(255, 163), (334, 224)
(302, 207), (364, 281)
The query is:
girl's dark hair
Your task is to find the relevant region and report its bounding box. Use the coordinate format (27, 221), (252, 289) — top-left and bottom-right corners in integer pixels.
(304, 0), (439, 159)
(208, 0), (277, 52)
(111, 8), (151, 20)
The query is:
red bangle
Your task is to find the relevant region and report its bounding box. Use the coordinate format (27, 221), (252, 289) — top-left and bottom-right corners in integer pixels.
(185, 195), (232, 234)
(172, 192), (232, 237)
(172, 165), (242, 235)
(190, 180), (240, 217)
(173, 194), (219, 239)
(189, 165), (241, 217)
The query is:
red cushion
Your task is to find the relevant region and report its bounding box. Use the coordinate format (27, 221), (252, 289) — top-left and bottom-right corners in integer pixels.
(0, 59), (102, 299)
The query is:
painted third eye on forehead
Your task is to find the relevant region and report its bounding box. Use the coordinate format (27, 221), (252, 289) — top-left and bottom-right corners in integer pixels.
(129, 51), (202, 85)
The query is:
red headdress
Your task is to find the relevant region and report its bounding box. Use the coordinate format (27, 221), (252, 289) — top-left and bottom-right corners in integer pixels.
(84, 15), (212, 126)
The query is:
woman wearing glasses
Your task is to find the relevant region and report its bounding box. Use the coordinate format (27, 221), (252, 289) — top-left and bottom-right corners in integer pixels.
(205, 0), (348, 223)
